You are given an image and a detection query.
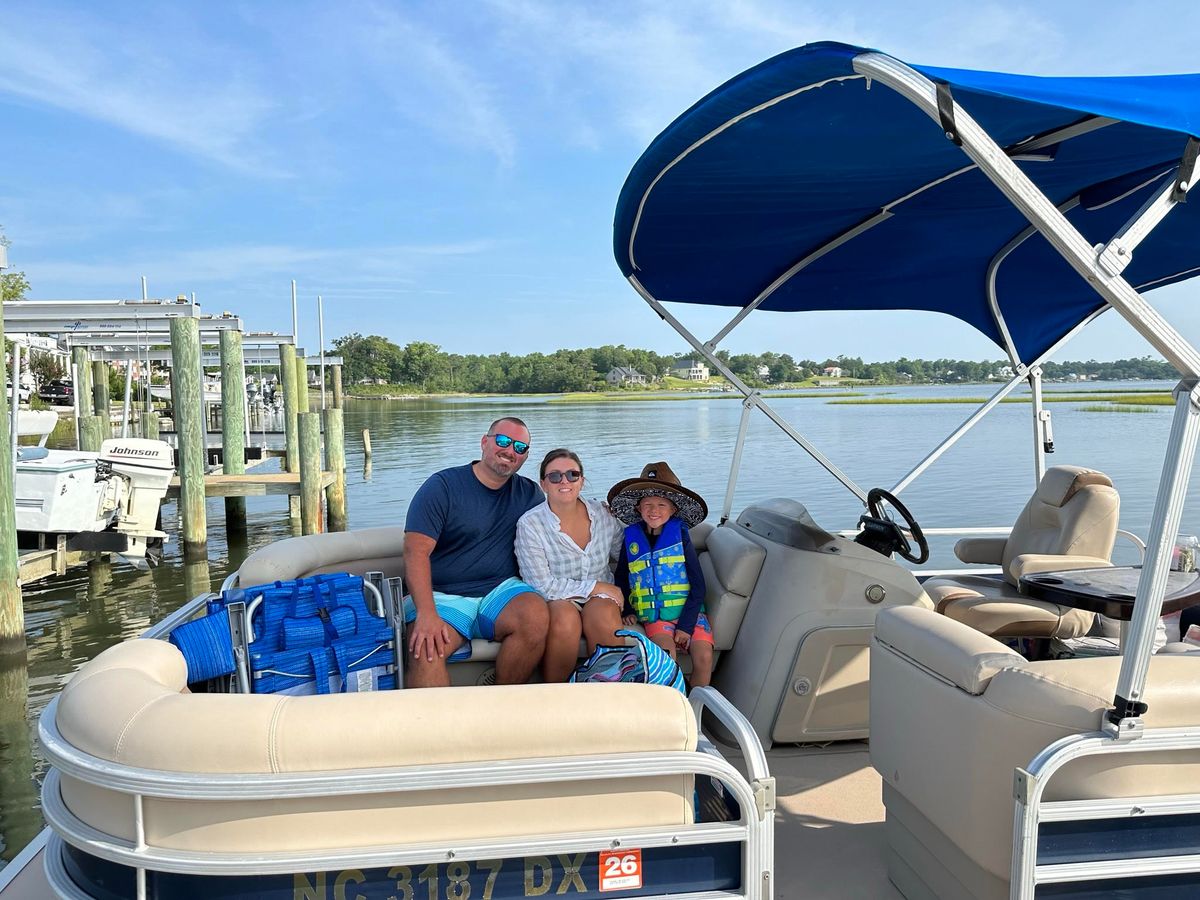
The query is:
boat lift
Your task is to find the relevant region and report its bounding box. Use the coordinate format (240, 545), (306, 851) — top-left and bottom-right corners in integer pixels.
(614, 42), (1200, 897)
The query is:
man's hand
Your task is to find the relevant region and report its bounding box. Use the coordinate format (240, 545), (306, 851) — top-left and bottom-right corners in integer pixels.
(409, 611), (454, 662)
(674, 629), (692, 651)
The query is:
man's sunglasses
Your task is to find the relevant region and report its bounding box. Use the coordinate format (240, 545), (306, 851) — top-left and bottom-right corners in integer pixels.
(491, 433), (529, 455)
(545, 469), (582, 484)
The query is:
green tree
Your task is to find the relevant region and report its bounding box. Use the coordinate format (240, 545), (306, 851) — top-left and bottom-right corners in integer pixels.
(0, 228), (29, 302)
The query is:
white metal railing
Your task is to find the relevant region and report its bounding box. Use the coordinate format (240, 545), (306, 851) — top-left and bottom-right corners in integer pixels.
(1011, 726), (1200, 897)
(39, 685), (774, 900)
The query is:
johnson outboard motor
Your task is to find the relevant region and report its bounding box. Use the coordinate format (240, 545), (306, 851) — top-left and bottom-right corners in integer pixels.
(98, 438), (175, 561)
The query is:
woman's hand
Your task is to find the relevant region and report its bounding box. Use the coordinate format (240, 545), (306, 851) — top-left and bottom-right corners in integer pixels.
(623, 613), (638, 626)
(590, 581), (624, 602)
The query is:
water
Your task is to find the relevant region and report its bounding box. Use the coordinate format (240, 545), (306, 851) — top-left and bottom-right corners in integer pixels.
(2, 380), (1196, 865)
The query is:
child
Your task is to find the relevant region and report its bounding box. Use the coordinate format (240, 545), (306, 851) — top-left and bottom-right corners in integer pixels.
(608, 462), (714, 688)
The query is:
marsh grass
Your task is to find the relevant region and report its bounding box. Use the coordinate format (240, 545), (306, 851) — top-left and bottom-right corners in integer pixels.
(549, 390), (865, 403)
(832, 392), (1173, 406)
(1079, 405), (1159, 413)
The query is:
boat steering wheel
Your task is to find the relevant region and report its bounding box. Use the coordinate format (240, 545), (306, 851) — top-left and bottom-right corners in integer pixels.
(855, 488), (929, 565)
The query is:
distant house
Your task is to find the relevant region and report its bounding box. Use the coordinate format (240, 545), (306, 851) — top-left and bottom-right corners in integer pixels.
(755, 364), (771, 380)
(671, 359), (710, 381)
(822, 366), (844, 378)
(606, 366), (646, 386)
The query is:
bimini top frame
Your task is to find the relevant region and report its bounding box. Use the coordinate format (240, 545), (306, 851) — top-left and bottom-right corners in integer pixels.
(612, 42), (1200, 732)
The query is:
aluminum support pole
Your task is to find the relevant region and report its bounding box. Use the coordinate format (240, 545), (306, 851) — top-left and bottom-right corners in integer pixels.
(121, 361), (133, 438)
(1106, 383), (1200, 735)
(890, 370), (1028, 496)
(722, 397), (755, 522)
(1029, 366), (1046, 487)
(318, 295), (326, 411)
(631, 277), (866, 502)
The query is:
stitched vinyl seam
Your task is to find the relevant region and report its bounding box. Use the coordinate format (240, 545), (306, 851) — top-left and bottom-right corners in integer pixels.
(112, 692), (171, 762)
(1063, 505), (1119, 556)
(268, 698), (288, 773)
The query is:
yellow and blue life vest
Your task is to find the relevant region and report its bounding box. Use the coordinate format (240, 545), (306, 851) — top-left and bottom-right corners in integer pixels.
(625, 519), (696, 623)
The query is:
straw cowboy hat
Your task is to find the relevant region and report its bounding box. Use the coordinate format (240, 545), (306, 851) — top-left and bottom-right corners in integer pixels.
(607, 461), (708, 527)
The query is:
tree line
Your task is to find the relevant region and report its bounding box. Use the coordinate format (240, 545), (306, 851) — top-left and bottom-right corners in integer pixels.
(331, 334), (1178, 394)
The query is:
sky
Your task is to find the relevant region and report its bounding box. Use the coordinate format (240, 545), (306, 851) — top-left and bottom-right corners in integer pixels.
(0, 1), (1197, 363)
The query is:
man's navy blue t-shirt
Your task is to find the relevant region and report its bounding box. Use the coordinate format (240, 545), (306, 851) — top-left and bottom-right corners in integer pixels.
(405, 462), (545, 597)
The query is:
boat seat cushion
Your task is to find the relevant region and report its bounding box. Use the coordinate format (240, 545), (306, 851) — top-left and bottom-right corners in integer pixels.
(934, 465), (1118, 641)
(238, 525), (406, 585)
(872, 606), (1200, 887)
(924, 573), (1096, 640)
(55, 638), (697, 854)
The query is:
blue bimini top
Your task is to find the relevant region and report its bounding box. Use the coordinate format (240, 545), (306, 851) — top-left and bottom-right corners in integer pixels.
(613, 42), (1200, 364)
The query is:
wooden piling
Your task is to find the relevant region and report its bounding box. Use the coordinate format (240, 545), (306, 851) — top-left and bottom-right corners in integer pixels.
(298, 412), (322, 535)
(140, 411), (160, 440)
(323, 407), (347, 531)
(0, 301), (22, 656)
(332, 365), (343, 409)
(295, 347), (309, 414)
(279, 344), (300, 518)
(170, 317), (207, 558)
(91, 360), (112, 440)
(362, 428), (372, 457)
(79, 415), (104, 452)
(219, 330), (247, 532)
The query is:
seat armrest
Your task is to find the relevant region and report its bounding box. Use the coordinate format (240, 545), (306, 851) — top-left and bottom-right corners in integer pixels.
(874, 607), (1024, 695)
(1009, 554), (1112, 582)
(953, 537), (1007, 565)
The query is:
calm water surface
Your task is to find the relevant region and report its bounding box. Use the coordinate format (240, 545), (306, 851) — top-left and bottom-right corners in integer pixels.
(2, 380), (1196, 864)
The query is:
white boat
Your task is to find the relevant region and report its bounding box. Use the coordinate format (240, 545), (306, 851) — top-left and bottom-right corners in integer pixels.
(8, 41), (1200, 900)
(12, 410), (175, 560)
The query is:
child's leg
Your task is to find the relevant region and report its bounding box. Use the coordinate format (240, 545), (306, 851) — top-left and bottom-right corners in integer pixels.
(649, 632), (678, 660)
(687, 641), (714, 687)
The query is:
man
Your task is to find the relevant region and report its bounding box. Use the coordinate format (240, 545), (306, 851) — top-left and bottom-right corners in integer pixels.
(404, 416), (548, 687)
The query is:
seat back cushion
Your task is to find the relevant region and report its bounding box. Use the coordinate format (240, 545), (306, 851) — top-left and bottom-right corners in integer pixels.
(238, 526), (407, 586)
(1002, 466), (1118, 585)
(699, 526), (766, 651)
(57, 639), (697, 853)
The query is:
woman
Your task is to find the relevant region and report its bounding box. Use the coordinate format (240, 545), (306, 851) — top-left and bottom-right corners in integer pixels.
(515, 448), (625, 682)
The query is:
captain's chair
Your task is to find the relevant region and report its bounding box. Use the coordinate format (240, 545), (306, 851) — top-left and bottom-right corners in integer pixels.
(924, 465), (1119, 641)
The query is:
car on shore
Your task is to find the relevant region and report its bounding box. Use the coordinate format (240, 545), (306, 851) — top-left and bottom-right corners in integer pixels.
(36, 379), (73, 405)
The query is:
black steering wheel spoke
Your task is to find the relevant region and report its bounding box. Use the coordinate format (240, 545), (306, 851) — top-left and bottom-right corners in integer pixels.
(856, 487), (929, 565)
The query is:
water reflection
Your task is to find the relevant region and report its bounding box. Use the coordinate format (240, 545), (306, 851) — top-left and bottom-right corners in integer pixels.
(0, 652), (37, 862)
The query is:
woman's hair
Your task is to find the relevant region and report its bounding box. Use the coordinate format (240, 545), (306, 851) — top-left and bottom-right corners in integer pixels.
(539, 448), (583, 479)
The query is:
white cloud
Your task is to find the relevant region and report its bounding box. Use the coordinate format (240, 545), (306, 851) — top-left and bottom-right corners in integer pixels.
(0, 6), (282, 175)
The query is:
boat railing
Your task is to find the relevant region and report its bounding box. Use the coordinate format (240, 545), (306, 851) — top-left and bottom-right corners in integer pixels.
(1011, 725), (1200, 898)
(38, 683), (775, 900)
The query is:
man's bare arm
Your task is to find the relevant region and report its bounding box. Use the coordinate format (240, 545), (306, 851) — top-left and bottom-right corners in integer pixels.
(404, 532), (452, 661)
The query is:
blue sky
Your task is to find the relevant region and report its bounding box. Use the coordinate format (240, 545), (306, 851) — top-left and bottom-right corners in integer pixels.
(1, 1), (1196, 362)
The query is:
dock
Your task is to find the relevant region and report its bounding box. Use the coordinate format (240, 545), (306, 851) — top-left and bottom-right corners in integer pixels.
(17, 545), (96, 584)
(165, 470), (335, 498)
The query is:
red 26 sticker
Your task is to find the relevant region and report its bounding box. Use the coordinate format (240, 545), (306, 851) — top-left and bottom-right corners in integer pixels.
(598, 849), (642, 891)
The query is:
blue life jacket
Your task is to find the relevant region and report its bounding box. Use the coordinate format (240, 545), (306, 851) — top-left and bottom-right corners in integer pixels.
(625, 519), (691, 623)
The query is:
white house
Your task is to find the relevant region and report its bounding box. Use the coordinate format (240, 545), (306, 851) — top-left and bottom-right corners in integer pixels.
(822, 366), (844, 378)
(606, 366), (646, 386)
(671, 359), (710, 381)
(755, 364), (771, 380)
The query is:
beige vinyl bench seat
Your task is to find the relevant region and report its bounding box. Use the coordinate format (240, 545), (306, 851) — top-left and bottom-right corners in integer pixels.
(235, 522), (766, 667)
(54, 638), (698, 855)
(870, 606), (1200, 899)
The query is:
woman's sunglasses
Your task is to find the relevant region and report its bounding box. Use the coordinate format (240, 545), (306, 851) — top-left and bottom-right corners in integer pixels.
(544, 469), (582, 484)
(491, 433), (529, 455)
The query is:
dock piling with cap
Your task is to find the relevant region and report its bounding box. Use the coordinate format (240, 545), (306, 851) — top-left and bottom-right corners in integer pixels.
(170, 316), (207, 559)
